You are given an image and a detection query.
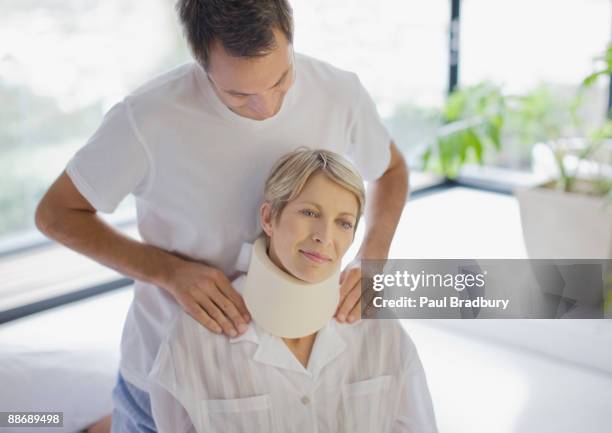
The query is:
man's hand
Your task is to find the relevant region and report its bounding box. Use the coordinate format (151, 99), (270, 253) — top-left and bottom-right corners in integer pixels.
(164, 259), (251, 337)
(336, 256), (388, 324)
(335, 258), (382, 323)
(336, 259), (362, 323)
(35, 171), (251, 339)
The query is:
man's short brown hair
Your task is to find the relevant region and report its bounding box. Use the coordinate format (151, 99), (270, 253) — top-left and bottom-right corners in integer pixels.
(176, 0), (294, 70)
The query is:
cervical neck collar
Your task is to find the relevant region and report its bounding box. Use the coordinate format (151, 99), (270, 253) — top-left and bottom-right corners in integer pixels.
(236, 235), (341, 339)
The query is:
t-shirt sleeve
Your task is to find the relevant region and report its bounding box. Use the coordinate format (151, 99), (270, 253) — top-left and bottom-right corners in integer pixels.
(346, 76), (392, 182)
(65, 98), (151, 213)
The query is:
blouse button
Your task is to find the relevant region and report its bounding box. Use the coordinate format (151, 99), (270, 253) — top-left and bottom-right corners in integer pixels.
(300, 395), (311, 405)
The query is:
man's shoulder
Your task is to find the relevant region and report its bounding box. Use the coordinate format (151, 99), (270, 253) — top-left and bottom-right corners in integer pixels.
(295, 53), (361, 103)
(128, 62), (197, 99)
(296, 53), (356, 81)
(119, 61), (205, 127)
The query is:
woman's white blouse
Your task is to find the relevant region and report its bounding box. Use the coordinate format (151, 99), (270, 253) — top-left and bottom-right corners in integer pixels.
(148, 277), (438, 433)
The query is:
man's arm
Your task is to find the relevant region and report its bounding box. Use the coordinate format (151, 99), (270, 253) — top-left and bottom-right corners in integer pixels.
(336, 140), (409, 322)
(35, 170), (250, 336)
(356, 140), (408, 260)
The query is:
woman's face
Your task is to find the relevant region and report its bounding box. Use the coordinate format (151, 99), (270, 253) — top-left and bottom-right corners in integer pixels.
(260, 171), (359, 283)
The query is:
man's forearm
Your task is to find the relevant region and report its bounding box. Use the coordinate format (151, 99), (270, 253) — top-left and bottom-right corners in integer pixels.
(358, 150), (409, 260)
(37, 209), (180, 289)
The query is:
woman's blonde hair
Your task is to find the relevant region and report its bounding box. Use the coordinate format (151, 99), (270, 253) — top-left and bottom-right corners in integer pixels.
(263, 147), (366, 231)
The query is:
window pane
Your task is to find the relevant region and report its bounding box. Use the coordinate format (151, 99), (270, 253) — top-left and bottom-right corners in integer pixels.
(462, 0), (609, 94)
(0, 0), (190, 242)
(461, 0), (611, 168)
(292, 0), (450, 165)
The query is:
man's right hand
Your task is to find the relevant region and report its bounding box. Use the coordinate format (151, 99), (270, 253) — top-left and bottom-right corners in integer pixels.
(164, 259), (251, 337)
(35, 170), (251, 338)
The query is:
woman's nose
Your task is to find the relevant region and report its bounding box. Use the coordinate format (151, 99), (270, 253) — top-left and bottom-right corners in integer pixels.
(312, 223), (333, 245)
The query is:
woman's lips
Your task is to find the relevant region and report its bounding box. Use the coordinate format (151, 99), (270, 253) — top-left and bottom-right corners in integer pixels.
(299, 250), (331, 264)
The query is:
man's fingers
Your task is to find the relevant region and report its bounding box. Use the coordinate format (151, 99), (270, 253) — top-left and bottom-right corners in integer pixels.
(188, 303), (222, 334)
(362, 297), (377, 319)
(210, 290), (249, 335)
(220, 283), (251, 323)
(336, 281), (361, 322)
(342, 286), (377, 322)
(338, 267), (361, 304)
(348, 300), (362, 322)
(209, 270), (249, 320)
(361, 288), (379, 319)
(199, 297), (239, 337)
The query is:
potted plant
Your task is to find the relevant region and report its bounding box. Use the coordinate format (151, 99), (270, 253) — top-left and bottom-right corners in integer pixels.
(422, 46), (612, 259)
(421, 82), (505, 179)
(514, 45), (612, 259)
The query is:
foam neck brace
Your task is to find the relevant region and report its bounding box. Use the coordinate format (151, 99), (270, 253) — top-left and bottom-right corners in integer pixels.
(236, 235), (341, 339)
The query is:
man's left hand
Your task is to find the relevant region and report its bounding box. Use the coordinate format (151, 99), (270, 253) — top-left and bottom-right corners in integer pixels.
(336, 257), (380, 323)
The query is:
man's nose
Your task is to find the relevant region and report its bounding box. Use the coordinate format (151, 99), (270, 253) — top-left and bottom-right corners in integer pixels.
(249, 92), (280, 118)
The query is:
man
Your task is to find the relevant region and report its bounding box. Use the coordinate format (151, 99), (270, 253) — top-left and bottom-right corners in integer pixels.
(35, 0), (408, 430)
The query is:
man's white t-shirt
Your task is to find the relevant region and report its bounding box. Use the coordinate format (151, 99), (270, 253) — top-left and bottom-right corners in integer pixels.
(66, 53), (392, 391)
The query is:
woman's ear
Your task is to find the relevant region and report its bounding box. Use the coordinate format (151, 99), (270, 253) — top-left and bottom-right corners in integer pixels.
(259, 202), (274, 237)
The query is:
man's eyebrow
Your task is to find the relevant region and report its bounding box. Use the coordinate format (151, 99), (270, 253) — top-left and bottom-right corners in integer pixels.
(297, 201), (356, 218)
(225, 66), (291, 96)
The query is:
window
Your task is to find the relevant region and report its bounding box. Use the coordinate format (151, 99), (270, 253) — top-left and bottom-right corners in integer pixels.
(292, 0), (450, 166)
(0, 0), (191, 243)
(460, 0), (611, 168)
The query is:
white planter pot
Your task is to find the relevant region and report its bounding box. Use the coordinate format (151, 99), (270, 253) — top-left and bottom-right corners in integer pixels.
(515, 185), (612, 259)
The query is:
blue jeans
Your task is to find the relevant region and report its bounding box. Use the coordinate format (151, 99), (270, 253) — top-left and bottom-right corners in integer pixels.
(110, 372), (157, 433)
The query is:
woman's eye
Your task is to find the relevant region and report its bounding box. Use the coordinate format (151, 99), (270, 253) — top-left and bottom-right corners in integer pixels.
(301, 209), (317, 217)
(340, 221), (354, 230)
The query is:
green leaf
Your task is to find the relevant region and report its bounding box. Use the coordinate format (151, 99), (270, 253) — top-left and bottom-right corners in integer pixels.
(582, 70), (608, 88)
(465, 129), (484, 163)
(444, 91), (467, 121)
(422, 147), (432, 168)
(485, 116), (502, 151)
(458, 133), (469, 165)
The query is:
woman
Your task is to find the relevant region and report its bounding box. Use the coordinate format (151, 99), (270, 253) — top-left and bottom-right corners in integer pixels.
(147, 148), (437, 433)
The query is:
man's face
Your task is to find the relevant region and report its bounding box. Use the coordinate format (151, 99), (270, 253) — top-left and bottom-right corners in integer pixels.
(207, 27), (295, 121)
(260, 172), (359, 283)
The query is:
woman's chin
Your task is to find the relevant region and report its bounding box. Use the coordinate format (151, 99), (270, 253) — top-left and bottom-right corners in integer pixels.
(292, 266), (334, 284)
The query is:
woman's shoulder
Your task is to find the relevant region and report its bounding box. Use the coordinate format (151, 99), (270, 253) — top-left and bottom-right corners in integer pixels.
(336, 318), (419, 367)
(337, 317), (411, 339)
(164, 275), (247, 351)
(161, 309), (228, 357)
